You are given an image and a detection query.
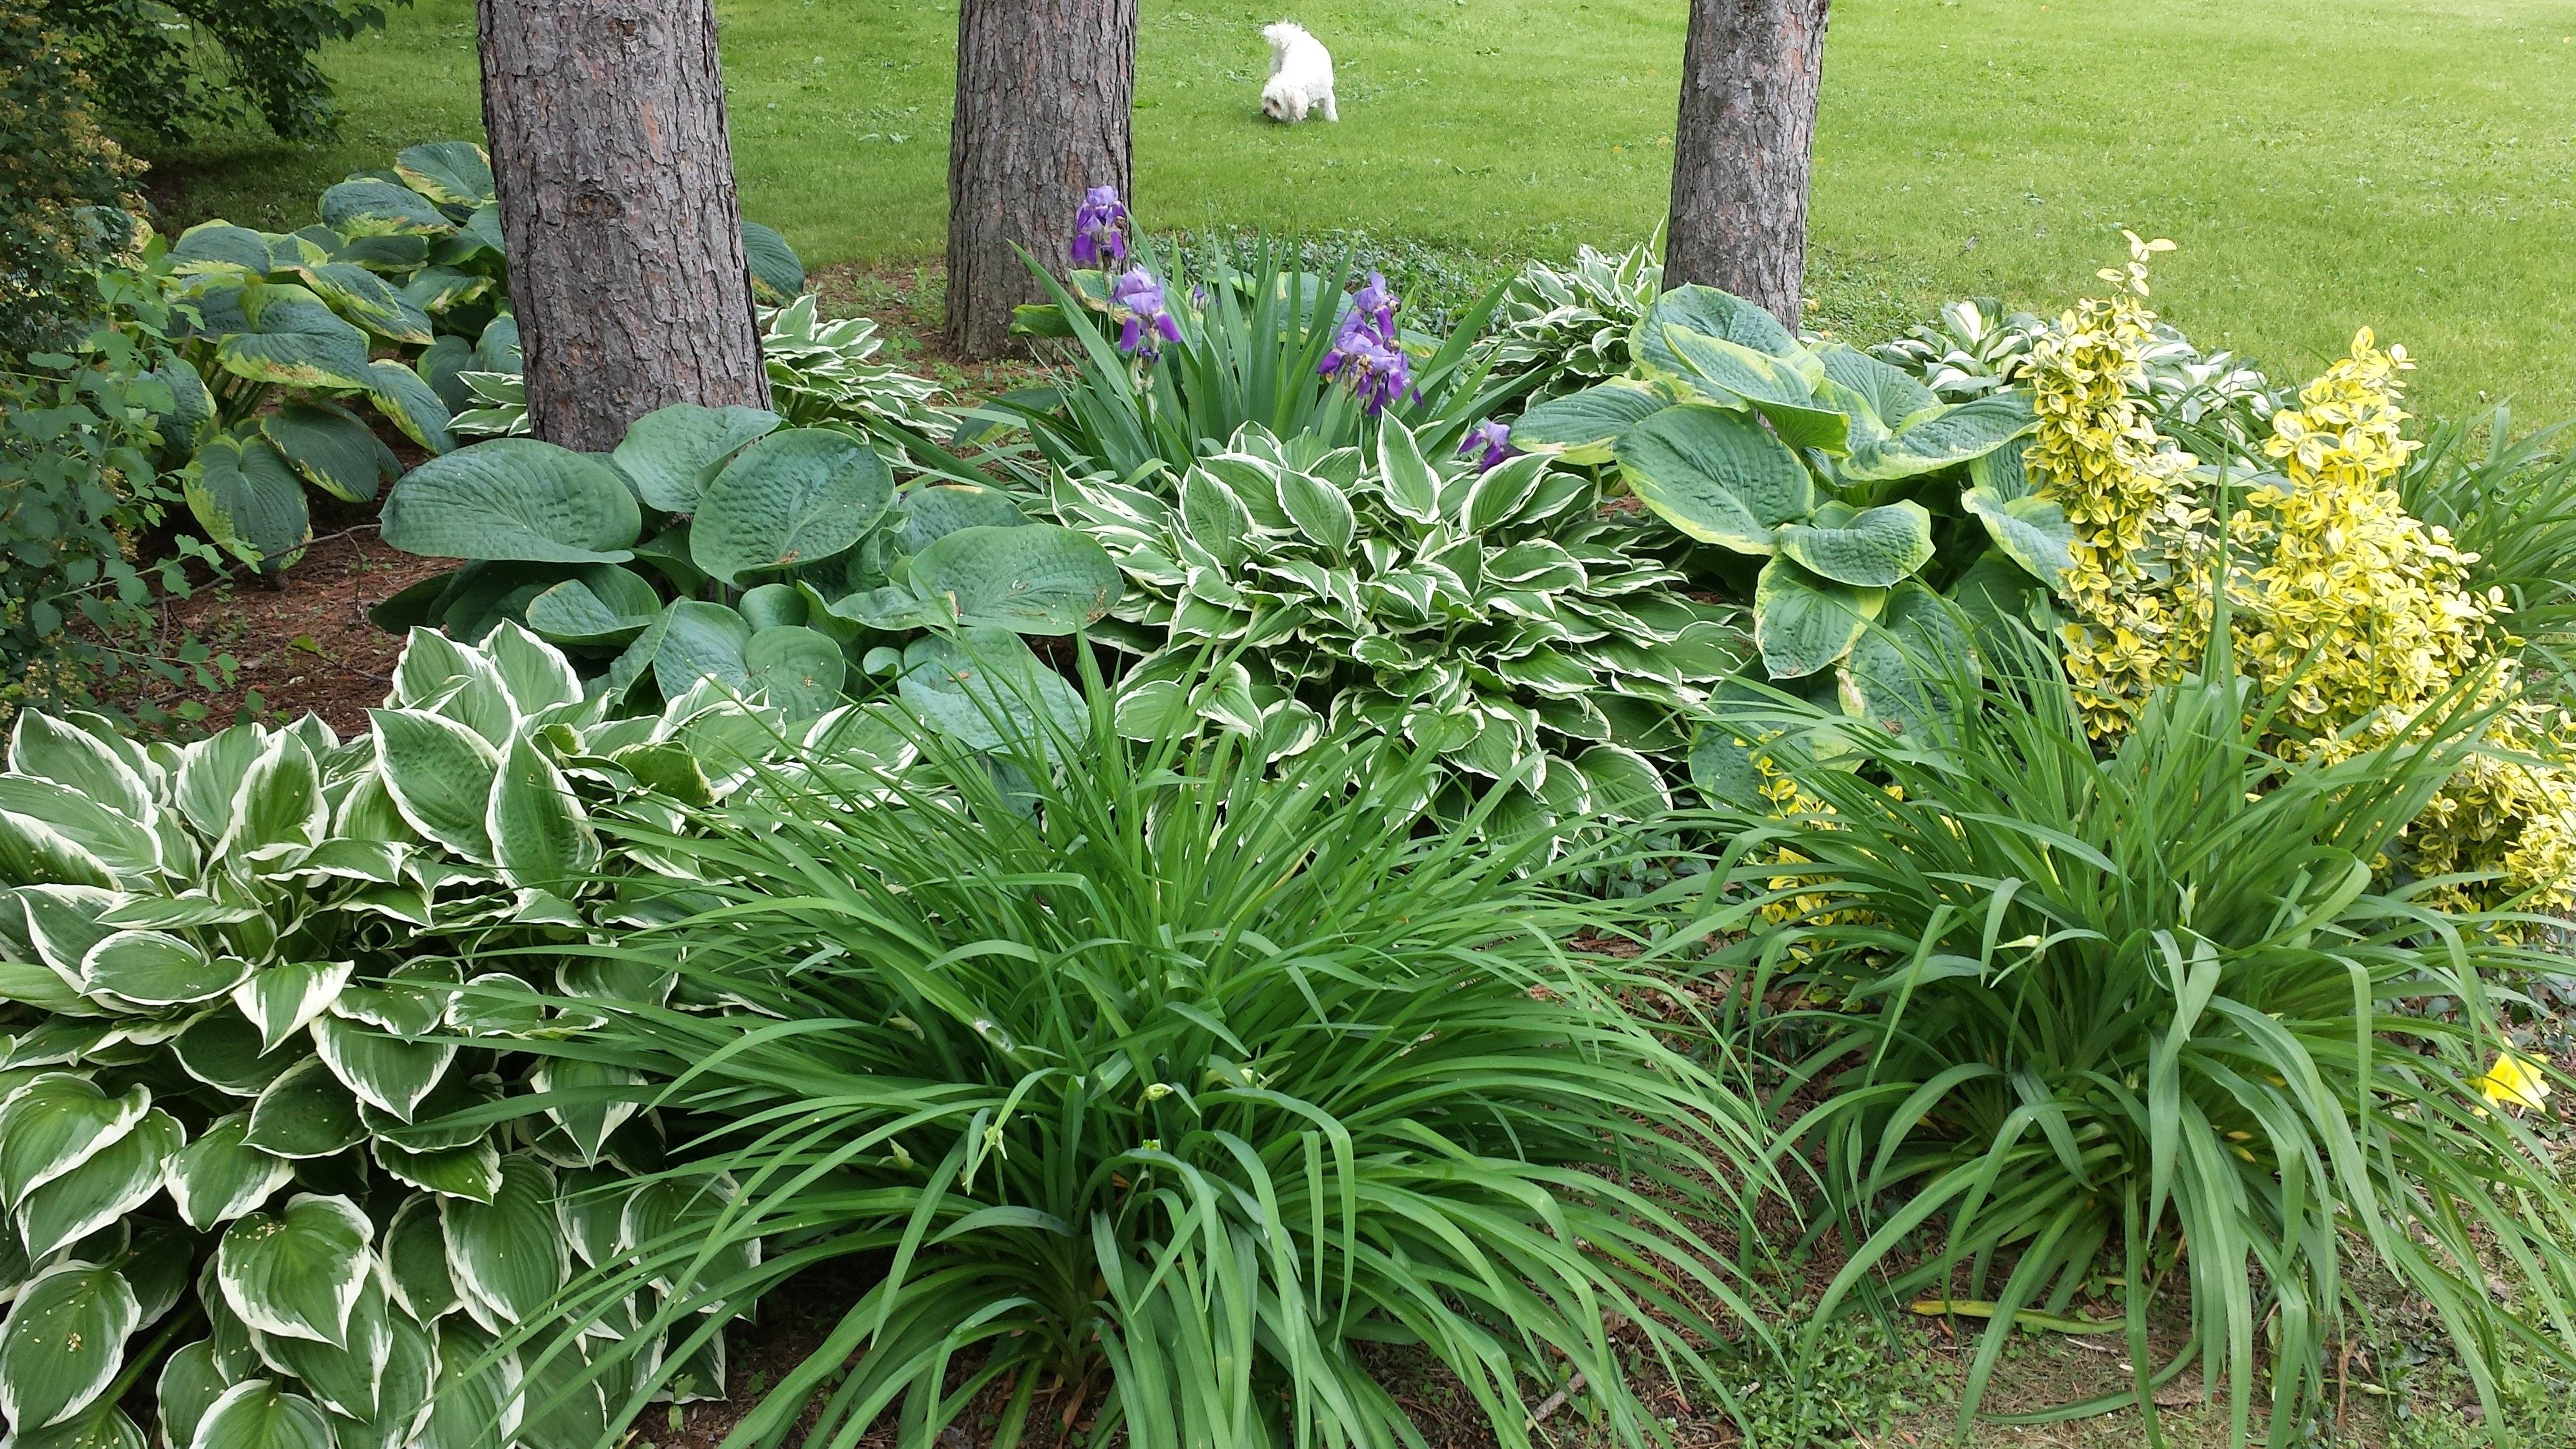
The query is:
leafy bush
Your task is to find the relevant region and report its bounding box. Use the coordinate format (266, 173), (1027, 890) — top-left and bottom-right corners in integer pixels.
(1050, 417), (1742, 826)
(1513, 284), (2056, 692)
(0, 9), (143, 358)
(378, 402), (1118, 733)
(0, 622), (878, 1449)
(1724, 638), (2576, 1443)
(2399, 404), (2576, 675)
(51, 0), (407, 143)
(482, 671), (1777, 1447)
(1000, 228), (1500, 480)
(1473, 240), (1663, 414)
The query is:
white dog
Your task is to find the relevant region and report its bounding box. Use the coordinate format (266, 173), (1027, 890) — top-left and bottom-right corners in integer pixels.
(1260, 21), (1337, 124)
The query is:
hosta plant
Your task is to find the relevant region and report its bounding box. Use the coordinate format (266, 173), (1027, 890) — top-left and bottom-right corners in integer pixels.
(1048, 417), (1744, 824)
(1471, 240), (1663, 414)
(0, 623), (880, 1449)
(376, 402), (1118, 732)
(479, 675), (1779, 1449)
(1719, 637), (2576, 1446)
(1512, 284), (2061, 697)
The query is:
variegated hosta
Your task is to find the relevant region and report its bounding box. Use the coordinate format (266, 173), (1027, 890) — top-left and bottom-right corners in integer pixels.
(1051, 419), (1746, 824)
(0, 626), (896, 1449)
(1473, 242), (1663, 411)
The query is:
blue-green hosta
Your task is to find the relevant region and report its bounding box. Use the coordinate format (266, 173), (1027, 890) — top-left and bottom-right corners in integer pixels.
(0, 626), (890, 1449)
(1049, 417), (1744, 822)
(1513, 285), (2063, 694)
(378, 402), (1118, 731)
(1471, 241), (1662, 413)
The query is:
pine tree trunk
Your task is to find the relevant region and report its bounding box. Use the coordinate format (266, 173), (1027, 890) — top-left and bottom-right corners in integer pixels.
(945, 0), (1138, 361)
(1666, 0), (1832, 328)
(476, 0), (771, 452)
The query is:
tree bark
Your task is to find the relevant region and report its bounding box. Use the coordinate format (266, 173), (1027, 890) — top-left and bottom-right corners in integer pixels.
(477, 0), (771, 452)
(945, 0), (1138, 360)
(1666, 0), (1832, 329)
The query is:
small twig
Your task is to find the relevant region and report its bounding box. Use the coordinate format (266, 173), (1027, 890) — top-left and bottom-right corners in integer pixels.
(1526, 1372), (1587, 1428)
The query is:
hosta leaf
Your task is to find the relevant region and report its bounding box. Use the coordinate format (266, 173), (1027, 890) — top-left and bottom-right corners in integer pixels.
(420, 1323), (514, 1449)
(483, 622), (583, 717)
(311, 1015), (454, 1123)
(14, 1108), (178, 1258)
(0, 1075), (149, 1209)
(0, 811), (114, 890)
(1654, 324), (1819, 411)
(243, 1060), (365, 1160)
(188, 437), (312, 572)
(1774, 501), (1938, 588)
(168, 1115), (294, 1230)
(394, 142), (495, 210)
(334, 232), (429, 271)
(382, 440), (642, 564)
(1754, 557), (1885, 680)
(168, 223), (271, 277)
(157, 1341), (233, 1449)
(0, 779), (157, 877)
(175, 726), (266, 840)
(901, 524), (1119, 635)
(743, 627), (846, 721)
(373, 1139), (501, 1204)
(80, 931), (245, 1007)
(0, 1263), (138, 1430)
(260, 401), (398, 505)
(1842, 392), (2037, 482)
(897, 632), (1086, 760)
(524, 566), (663, 647)
(370, 710), (500, 862)
(1963, 485), (2075, 585)
(1617, 404), (1812, 553)
(620, 1175), (754, 1294)
(441, 1154), (565, 1327)
(250, 1276), (388, 1418)
(366, 1073), (502, 1154)
(217, 1195), (373, 1346)
(1461, 452), (1551, 534)
(293, 262), (432, 346)
(1512, 381), (1667, 467)
(187, 1381), (335, 1449)
(896, 483), (1028, 552)
(1817, 341), (1941, 431)
(739, 221), (805, 303)
(216, 732), (327, 864)
(212, 285), (374, 390)
(690, 429), (893, 585)
(531, 1059), (640, 1166)
(653, 600), (753, 699)
(384, 1196), (459, 1320)
(1840, 581), (1974, 740)
(487, 734), (598, 896)
(1573, 745), (1672, 821)
(1276, 467), (1357, 554)
(320, 178), (451, 237)
(609, 404), (779, 514)
(233, 962), (353, 1054)
(1632, 284), (1798, 370)
(10, 715), (149, 820)
(171, 1013), (300, 1098)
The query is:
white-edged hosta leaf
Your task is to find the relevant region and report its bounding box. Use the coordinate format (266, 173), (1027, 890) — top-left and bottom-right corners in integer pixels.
(168, 1115), (293, 1230)
(185, 1380), (334, 1449)
(486, 734), (597, 897)
(156, 1340), (234, 1449)
(173, 727), (265, 842)
(310, 1015), (454, 1124)
(248, 1276), (388, 1419)
(439, 1154), (564, 1329)
(15, 884), (122, 980)
(79, 932), (248, 1008)
(481, 623), (582, 719)
(0, 779), (159, 878)
(9, 715), (150, 822)
(383, 1195), (459, 1322)
(215, 1194), (373, 1347)
(243, 1059), (364, 1159)
(420, 1323), (517, 1449)
(215, 733), (327, 864)
(171, 1013), (301, 1098)
(369, 710), (499, 863)
(529, 1060), (638, 1165)
(618, 1174), (754, 1296)
(0, 1262), (139, 1429)
(372, 1139), (500, 1204)
(16, 1108), (181, 1259)
(232, 962), (354, 1055)
(0, 1075), (149, 1209)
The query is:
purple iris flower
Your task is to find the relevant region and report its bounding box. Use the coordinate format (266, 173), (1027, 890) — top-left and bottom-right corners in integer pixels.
(1352, 271), (1399, 336)
(1319, 311), (1414, 415)
(1110, 266), (1183, 359)
(1459, 420), (1516, 472)
(1071, 185), (1129, 268)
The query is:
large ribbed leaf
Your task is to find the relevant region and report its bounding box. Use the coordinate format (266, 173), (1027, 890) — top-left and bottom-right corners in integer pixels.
(217, 1194), (373, 1346)
(394, 142), (496, 210)
(743, 627), (846, 720)
(168, 223), (272, 277)
(1840, 581), (1975, 740)
(260, 401), (398, 504)
(188, 437), (312, 571)
(610, 404), (779, 514)
(690, 429), (892, 585)
(1616, 404), (1812, 554)
(1631, 284), (1798, 371)
(897, 631), (1086, 759)
(524, 565), (664, 648)
(320, 178), (452, 238)
(292, 262), (432, 345)
(1513, 381), (1670, 467)
(1963, 484), (2076, 585)
(652, 600), (753, 698)
(212, 285), (374, 390)
(902, 524), (1118, 635)
(1754, 557), (1885, 680)
(1774, 501), (1938, 588)
(1842, 393), (2038, 482)
(739, 222), (805, 303)
(381, 440), (641, 564)
(441, 1154), (565, 1327)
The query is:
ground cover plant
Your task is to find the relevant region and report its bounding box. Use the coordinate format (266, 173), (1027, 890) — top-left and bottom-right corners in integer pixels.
(470, 661), (1781, 1447)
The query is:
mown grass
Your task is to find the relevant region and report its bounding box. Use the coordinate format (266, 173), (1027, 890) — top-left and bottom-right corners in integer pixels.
(144, 0), (2576, 417)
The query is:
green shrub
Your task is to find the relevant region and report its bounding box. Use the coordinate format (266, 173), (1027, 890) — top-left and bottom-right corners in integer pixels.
(376, 402), (1118, 733)
(0, 622), (878, 1449)
(484, 665), (1779, 1448)
(50, 0), (407, 143)
(1472, 241), (1663, 414)
(0, 9), (143, 359)
(1718, 635), (2576, 1445)
(2398, 404), (2576, 675)
(1049, 416), (1744, 827)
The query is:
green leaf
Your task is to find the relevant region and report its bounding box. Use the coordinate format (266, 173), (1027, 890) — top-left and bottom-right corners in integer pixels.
(217, 731), (327, 863)
(217, 1194), (373, 1346)
(487, 733), (599, 895)
(373, 1139), (501, 1203)
(384, 1196), (458, 1320)
(320, 178), (452, 237)
(261, 401), (398, 505)
(168, 223), (272, 277)
(212, 285), (374, 390)
(155, 1341), (232, 1449)
(524, 566), (665, 647)
(898, 631), (1087, 759)
(1843, 393), (2039, 482)
(175, 726), (264, 839)
(0, 779), (157, 877)
(243, 1060), (366, 1160)
(894, 484), (1028, 552)
(364, 360), (456, 456)
(743, 627), (847, 720)
(0, 1075), (149, 1209)
(610, 404), (781, 514)
(187, 1381), (336, 1449)
(653, 600), (753, 698)
(394, 142), (495, 210)
(690, 429), (893, 585)
(1775, 501), (1938, 588)
(369, 710), (500, 862)
(168, 1114), (294, 1230)
(0, 1263), (138, 1430)
(311, 1015), (455, 1125)
(1754, 557), (1885, 679)
(1963, 485), (2076, 586)
(80, 930), (246, 1007)
(173, 1010), (301, 1098)
(14, 1108), (179, 1259)
(380, 438), (642, 564)
(1653, 324), (1819, 411)
(1512, 381), (1671, 467)
(1632, 284), (1798, 371)
(1616, 404), (1813, 552)
(188, 437), (313, 572)
(1276, 467), (1357, 554)
(1817, 342), (1941, 431)
(293, 262), (432, 346)
(902, 524), (1120, 635)
(440, 1154), (565, 1327)
(739, 221), (805, 303)
(1840, 581), (1974, 740)
(233, 961), (353, 1054)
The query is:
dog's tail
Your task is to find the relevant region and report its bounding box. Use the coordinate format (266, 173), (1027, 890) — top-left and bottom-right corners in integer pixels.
(1262, 20), (1308, 57)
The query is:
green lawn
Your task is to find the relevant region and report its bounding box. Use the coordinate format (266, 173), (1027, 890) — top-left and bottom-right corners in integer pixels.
(147, 0), (2576, 421)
